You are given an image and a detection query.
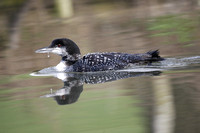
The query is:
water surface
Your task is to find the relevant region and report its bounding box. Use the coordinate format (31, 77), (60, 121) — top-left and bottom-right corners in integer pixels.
(1, 50), (200, 133)
(0, 2), (200, 132)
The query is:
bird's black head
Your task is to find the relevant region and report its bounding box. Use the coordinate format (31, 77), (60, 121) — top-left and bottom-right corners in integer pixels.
(36, 38), (81, 61)
(49, 38), (81, 55)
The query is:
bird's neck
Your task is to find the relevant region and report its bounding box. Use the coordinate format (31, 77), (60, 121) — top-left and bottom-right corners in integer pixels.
(62, 56), (78, 66)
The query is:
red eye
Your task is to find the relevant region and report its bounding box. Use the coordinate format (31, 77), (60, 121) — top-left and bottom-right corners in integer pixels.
(57, 44), (61, 47)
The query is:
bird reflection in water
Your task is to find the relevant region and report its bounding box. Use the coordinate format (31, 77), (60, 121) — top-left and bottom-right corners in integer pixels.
(31, 71), (161, 105)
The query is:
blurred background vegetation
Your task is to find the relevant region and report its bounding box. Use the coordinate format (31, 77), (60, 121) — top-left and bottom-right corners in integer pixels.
(0, 0), (200, 54)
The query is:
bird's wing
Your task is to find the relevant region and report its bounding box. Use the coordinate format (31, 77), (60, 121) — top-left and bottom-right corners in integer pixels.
(82, 52), (124, 66)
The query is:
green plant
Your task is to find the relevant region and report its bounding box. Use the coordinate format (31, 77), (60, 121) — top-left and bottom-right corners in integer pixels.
(147, 14), (198, 46)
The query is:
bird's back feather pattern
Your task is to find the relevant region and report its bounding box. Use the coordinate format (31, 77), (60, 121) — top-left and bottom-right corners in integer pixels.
(72, 51), (163, 72)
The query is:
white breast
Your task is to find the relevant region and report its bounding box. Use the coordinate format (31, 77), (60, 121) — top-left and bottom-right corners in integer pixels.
(55, 61), (74, 72)
(55, 61), (67, 71)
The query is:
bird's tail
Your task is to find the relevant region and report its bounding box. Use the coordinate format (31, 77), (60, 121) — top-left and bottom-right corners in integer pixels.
(146, 50), (164, 62)
(128, 50), (164, 64)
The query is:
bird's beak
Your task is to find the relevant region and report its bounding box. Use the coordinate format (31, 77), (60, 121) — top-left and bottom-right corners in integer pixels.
(35, 47), (64, 56)
(35, 47), (53, 53)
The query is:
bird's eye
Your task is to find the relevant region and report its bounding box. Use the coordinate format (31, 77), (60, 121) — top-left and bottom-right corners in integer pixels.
(57, 44), (62, 47)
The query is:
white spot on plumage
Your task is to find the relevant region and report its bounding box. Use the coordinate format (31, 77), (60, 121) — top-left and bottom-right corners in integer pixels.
(103, 59), (106, 63)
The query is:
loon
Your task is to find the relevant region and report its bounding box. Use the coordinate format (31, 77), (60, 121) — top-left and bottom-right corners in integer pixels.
(35, 38), (164, 72)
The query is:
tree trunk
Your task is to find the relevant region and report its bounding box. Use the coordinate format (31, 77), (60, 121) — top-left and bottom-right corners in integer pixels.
(56, 0), (74, 18)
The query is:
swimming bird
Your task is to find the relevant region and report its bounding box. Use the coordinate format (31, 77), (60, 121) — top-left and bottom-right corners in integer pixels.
(35, 38), (164, 72)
